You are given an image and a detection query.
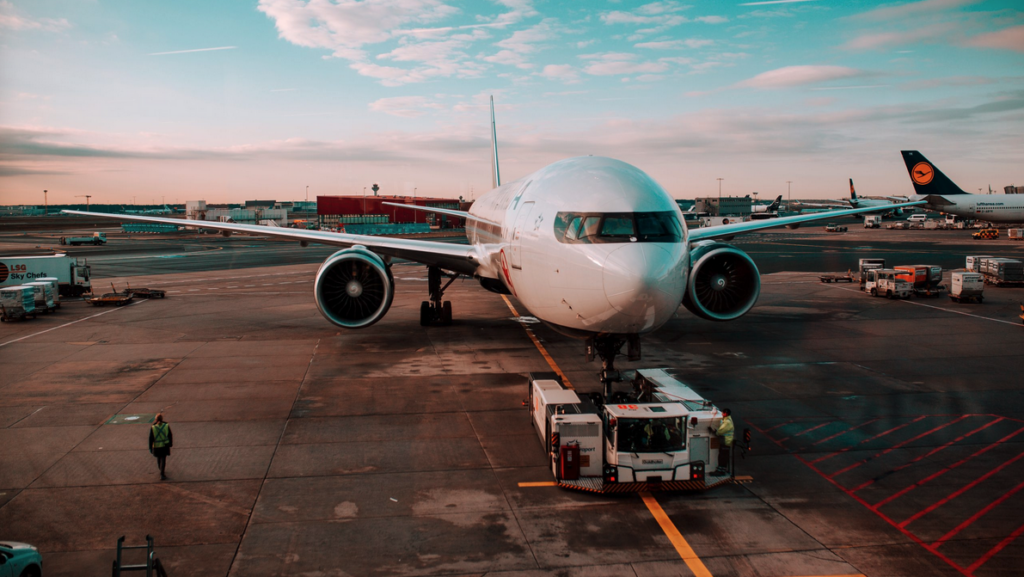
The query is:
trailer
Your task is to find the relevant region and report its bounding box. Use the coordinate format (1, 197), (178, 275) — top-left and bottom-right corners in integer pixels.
(950, 272), (984, 303)
(979, 258), (1024, 286)
(1008, 229), (1024, 241)
(87, 283), (133, 307)
(529, 370), (743, 493)
(25, 281), (57, 313)
(0, 254), (92, 296)
(819, 270), (855, 283)
(0, 285), (38, 321)
(895, 265), (945, 297)
(966, 255), (992, 273)
(126, 285), (166, 299)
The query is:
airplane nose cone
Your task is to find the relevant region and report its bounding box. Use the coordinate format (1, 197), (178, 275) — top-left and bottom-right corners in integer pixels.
(603, 243), (685, 329)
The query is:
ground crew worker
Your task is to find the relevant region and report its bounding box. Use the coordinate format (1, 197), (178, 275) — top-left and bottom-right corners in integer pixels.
(709, 408), (734, 474)
(149, 413), (173, 480)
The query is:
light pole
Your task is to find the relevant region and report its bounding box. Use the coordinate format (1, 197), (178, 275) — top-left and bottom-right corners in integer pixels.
(43, 190), (47, 215)
(716, 178), (724, 214)
(306, 185), (309, 202)
(786, 180), (793, 208)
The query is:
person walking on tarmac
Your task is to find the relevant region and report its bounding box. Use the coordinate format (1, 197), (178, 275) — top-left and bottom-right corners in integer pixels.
(149, 413), (173, 480)
(709, 408), (734, 474)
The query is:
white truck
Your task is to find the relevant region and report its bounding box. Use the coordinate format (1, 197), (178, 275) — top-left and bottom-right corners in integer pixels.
(864, 268), (913, 299)
(864, 215), (881, 228)
(950, 272), (984, 303)
(529, 369), (742, 493)
(0, 254), (92, 296)
(59, 232), (107, 246)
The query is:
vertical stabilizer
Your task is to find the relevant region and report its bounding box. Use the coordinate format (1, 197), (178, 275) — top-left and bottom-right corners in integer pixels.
(901, 151), (968, 196)
(849, 179), (858, 201)
(490, 95), (501, 189)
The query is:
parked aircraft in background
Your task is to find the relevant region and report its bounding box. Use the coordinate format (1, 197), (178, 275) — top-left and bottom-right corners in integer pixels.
(798, 180), (908, 216)
(123, 204), (175, 215)
(64, 98), (924, 391)
(902, 150), (1024, 223)
(750, 195), (783, 220)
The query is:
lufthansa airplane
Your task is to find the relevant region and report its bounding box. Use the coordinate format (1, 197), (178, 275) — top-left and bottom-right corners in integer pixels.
(902, 150), (1024, 223)
(65, 98), (924, 383)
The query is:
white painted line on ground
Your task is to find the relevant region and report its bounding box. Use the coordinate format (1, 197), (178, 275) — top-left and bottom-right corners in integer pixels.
(0, 301), (145, 348)
(827, 284), (1022, 327)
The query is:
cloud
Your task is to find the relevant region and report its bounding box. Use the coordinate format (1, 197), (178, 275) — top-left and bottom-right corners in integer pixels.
(843, 23), (956, 50)
(737, 65), (870, 88)
(740, 0), (817, 5)
(368, 96), (443, 117)
(635, 39), (713, 49)
(538, 64), (580, 83)
(600, 1), (689, 35)
(0, 1), (71, 32)
(148, 46), (237, 56)
(581, 53), (670, 76)
(965, 26), (1024, 53)
(694, 16), (728, 24)
(483, 19), (557, 69)
(853, 0), (981, 22)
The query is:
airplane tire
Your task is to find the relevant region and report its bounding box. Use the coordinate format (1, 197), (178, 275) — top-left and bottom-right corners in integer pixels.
(419, 301), (430, 326)
(442, 301), (452, 326)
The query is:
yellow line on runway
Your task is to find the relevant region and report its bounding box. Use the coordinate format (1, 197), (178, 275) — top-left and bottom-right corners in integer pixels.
(501, 295), (573, 389)
(517, 481), (558, 487)
(640, 491), (713, 577)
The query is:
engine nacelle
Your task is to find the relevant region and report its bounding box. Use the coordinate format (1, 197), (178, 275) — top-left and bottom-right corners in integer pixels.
(314, 247), (394, 328)
(682, 242), (760, 321)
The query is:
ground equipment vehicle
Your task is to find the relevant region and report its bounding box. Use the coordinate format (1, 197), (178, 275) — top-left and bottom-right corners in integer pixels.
(529, 370), (739, 493)
(973, 228), (999, 240)
(59, 232), (107, 245)
(0, 254), (92, 296)
(126, 284), (166, 299)
(895, 265), (945, 297)
(950, 272), (984, 303)
(859, 258), (886, 289)
(864, 215), (881, 228)
(88, 284), (133, 307)
(864, 269), (912, 299)
(825, 223), (847, 232)
(0, 540), (43, 577)
(25, 281), (57, 313)
(0, 286), (38, 321)
(1009, 228), (1024, 240)
(819, 270), (854, 283)
(979, 258), (1024, 286)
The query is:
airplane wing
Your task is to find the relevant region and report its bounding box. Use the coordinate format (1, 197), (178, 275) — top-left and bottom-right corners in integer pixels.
(688, 201), (927, 242)
(381, 202), (476, 221)
(61, 210), (483, 275)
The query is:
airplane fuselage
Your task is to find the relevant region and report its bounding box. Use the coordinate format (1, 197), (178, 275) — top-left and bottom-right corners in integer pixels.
(922, 195), (1024, 223)
(467, 156), (689, 337)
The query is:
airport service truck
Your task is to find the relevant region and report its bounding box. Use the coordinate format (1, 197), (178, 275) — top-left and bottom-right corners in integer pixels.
(950, 272), (984, 303)
(864, 215), (881, 228)
(864, 269), (912, 299)
(0, 254), (92, 296)
(59, 232), (106, 246)
(529, 369), (742, 493)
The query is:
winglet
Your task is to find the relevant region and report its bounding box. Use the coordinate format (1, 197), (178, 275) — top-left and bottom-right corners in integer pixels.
(490, 95), (501, 189)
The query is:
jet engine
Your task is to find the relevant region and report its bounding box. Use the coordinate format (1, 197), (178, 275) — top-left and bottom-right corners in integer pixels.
(313, 247), (394, 328)
(682, 242), (760, 321)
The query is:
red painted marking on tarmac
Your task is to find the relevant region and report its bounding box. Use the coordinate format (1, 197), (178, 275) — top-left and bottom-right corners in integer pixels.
(762, 420), (797, 433)
(873, 426), (1024, 511)
(811, 418), (880, 446)
(932, 479), (1024, 549)
(779, 420), (832, 443)
(967, 520), (1024, 574)
(795, 453), (971, 577)
(843, 416), (970, 488)
(853, 417), (1003, 494)
(810, 416), (928, 465)
(899, 448), (1024, 529)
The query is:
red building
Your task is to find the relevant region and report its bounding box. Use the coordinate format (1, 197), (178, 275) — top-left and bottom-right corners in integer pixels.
(317, 195), (465, 229)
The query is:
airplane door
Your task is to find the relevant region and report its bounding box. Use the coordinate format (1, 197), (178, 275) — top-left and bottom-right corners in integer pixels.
(511, 201), (535, 270)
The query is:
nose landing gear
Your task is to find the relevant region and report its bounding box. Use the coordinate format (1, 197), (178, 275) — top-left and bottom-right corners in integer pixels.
(420, 266), (459, 326)
(586, 334), (641, 400)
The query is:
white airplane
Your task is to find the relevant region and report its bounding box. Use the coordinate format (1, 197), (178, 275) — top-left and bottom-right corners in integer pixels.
(749, 195), (783, 220)
(799, 180), (908, 216)
(902, 150), (1024, 223)
(65, 98), (924, 391)
(123, 204), (175, 215)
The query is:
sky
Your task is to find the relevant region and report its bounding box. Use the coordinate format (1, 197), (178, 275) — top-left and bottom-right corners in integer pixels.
(1, 0), (1022, 205)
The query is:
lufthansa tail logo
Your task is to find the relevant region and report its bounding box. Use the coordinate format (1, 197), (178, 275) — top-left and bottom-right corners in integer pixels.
(912, 162), (934, 185)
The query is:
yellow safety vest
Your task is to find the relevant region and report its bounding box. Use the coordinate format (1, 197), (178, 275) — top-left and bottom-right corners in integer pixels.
(716, 416), (734, 447)
(152, 423), (170, 449)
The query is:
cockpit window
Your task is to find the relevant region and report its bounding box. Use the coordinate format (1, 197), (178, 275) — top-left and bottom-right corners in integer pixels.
(554, 211), (683, 244)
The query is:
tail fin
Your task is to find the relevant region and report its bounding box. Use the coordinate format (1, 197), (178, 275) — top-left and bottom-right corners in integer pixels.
(901, 150), (967, 196)
(849, 178), (857, 201)
(767, 195), (782, 212)
(490, 95), (501, 189)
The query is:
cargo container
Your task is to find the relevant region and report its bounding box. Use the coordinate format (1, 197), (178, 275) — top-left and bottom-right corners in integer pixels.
(979, 258), (1024, 286)
(895, 265), (944, 296)
(966, 255), (992, 272)
(0, 285), (38, 321)
(37, 277), (61, 307)
(0, 254), (92, 296)
(950, 272), (984, 303)
(25, 281), (57, 313)
(1008, 228), (1024, 240)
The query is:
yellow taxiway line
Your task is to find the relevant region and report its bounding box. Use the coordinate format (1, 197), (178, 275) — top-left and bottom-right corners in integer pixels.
(640, 491), (714, 577)
(501, 295), (574, 389)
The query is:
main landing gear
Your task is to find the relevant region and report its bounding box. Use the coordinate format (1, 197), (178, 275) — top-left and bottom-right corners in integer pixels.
(420, 266), (458, 326)
(586, 334), (641, 400)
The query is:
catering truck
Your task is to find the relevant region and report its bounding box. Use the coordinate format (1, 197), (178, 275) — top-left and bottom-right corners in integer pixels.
(0, 254), (92, 296)
(529, 369), (742, 493)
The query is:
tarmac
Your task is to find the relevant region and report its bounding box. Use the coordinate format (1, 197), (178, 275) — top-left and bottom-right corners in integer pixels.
(1, 225), (1024, 576)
